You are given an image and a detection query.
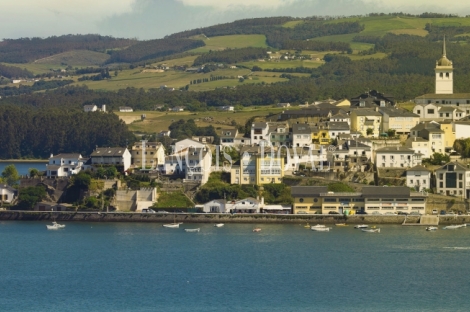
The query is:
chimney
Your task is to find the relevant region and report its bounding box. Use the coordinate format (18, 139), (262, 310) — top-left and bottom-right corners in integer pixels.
(50, 153), (53, 158)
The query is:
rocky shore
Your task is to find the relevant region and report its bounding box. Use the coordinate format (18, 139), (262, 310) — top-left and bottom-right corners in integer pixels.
(1, 211), (469, 225)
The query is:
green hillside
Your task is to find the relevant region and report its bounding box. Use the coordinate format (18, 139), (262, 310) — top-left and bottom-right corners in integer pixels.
(34, 50), (110, 66)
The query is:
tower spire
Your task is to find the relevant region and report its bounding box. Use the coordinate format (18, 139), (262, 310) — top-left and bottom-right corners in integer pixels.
(443, 35), (446, 57)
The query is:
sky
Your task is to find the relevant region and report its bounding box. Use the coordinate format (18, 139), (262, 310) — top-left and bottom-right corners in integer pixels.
(1, 0), (470, 40)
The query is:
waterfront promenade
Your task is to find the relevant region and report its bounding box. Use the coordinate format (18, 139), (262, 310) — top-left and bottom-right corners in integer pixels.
(1, 211), (469, 225)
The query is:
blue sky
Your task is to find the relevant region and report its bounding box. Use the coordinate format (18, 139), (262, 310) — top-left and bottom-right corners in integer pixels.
(1, 0), (469, 40)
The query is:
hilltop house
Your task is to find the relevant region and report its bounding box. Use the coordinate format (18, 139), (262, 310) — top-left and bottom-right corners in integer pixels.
(131, 142), (165, 169)
(46, 153), (87, 178)
(0, 184), (17, 204)
(90, 147), (132, 172)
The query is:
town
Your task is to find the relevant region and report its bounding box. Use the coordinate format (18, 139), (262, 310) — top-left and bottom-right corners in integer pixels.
(1, 40), (469, 219)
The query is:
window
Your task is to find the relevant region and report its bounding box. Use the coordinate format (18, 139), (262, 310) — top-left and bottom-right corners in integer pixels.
(417, 110), (421, 114)
(410, 179), (413, 184)
(446, 72), (449, 78)
(299, 198), (304, 203)
(427, 109), (434, 114)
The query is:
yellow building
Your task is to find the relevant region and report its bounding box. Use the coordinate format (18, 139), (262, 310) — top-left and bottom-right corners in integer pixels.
(350, 109), (382, 137)
(231, 146), (284, 185)
(439, 121), (456, 149)
(311, 124), (331, 145)
(379, 108), (420, 135)
(131, 141), (165, 169)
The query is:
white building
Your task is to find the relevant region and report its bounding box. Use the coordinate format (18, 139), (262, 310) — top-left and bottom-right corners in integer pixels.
(173, 138), (205, 153)
(453, 121), (470, 140)
(251, 122), (270, 146)
(292, 124), (312, 148)
(119, 106), (133, 112)
(375, 147), (422, 168)
(131, 141), (166, 169)
(46, 153), (87, 178)
(226, 198), (261, 213)
(410, 122), (445, 154)
(83, 105), (97, 112)
(0, 184), (17, 204)
(90, 147), (132, 172)
(327, 122), (350, 139)
(202, 199), (227, 213)
(162, 146), (212, 185)
(405, 137), (431, 159)
(406, 165), (431, 192)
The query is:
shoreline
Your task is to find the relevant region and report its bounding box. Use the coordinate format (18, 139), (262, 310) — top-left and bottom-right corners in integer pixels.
(0, 211), (468, 225)
(0, 159), (48, 163)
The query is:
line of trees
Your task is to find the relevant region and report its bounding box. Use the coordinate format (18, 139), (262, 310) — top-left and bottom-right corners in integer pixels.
(0, 63), (34, 79)
(0, 80), (74, 97)
(193, 48), (267, 66)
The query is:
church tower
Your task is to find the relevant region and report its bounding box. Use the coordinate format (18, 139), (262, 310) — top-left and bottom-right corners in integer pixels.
(435, 36), (453, 94)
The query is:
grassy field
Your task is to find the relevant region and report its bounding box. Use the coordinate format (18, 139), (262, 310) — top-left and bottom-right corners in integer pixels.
(152, 55), (198, 67)
(118, 107), (290, 133)
(397, 101), (416, 112)
(72, 67), (252, 91)
(239, 59), (323, 70)
(283, 20), (304, 28)
(189, 35), (268, 52)
(34, 50), (110, 66)
(1, 62), (68, 75)
(188, 75), (287, 91)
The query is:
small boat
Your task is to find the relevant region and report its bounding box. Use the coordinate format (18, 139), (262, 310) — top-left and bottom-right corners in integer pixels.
(426, 226), (438, 231)
(163, 215), (182, 228)
(370, 225), (377, 229)
(46, 221), (65, 230)
(184, 228), (200, 232)
(362, 228), (380, 233)
(303, 223), (310, 228)
(443, 225), (464, 230)
(311, 224), (327, 228)
(214, 223), (224, 227)
(253, 228), (261, 232)
(311, 226), (330, 232)
(335, 223), (347, 226)
(163, 223), (180, 228)
(354, 224), (368, 229)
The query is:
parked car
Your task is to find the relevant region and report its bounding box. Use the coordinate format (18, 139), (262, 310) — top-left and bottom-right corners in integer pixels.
(440, 210), (446, 215)
(409, 211), (421, 216)
(157, 210), (169, 214)
(328, 211), (340, 215)
(371, 211), (382, 215)
(397, 211), (408, 215)
(446, 212), (456, 216)
(432, 209), (438, 215)
(356, 210), (367, 215)
(141, 208), (156, 213)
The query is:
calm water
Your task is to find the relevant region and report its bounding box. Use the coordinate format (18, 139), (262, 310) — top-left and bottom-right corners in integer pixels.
(0, 162), (46, 176)
(1, 222), (470, 312)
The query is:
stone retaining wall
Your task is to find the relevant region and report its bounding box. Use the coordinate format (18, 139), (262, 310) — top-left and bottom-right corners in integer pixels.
(2, 211), (468, 225)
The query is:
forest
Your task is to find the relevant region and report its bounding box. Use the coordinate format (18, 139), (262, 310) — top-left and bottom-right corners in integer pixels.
(0, 63), (34, 79)
(0, 35), (137, 63)
(193, 48), (268, 66)
(0, 80), (74, 97)
(0, 106), (134, 159)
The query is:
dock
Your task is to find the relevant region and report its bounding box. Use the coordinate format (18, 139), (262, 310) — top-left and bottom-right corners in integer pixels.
(402, 215), (439, 226)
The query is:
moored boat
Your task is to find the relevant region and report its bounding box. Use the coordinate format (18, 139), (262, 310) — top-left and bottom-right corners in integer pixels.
(46, 221), (65, 230)
(214, 223), (224, 228)
(362, 228), (380, 233)
(426, 226), (438, 231)
(163, 223), (180, 228)
(184, 228), (200, 232)
(335, 223), (347, 226)
(443, 225), (465, 230)
(311, 226), (330, 232)
(252, 228), (261, 232)
(354, 224), (368, 229)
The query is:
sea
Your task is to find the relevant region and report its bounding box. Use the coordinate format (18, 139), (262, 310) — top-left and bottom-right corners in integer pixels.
(0, 161), (46, 177)
(1, 222), (470, 311)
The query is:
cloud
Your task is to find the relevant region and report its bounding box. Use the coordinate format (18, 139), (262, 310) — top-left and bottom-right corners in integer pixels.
(176, 0), (295, 10)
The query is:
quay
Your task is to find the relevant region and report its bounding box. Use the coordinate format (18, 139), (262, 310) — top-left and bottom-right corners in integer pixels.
(0, 211), (469, 225)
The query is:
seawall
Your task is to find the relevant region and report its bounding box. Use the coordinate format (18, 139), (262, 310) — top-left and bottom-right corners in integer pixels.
(1, 211), (469, 225)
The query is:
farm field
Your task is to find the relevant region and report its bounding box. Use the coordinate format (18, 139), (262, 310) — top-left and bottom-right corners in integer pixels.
(1, 62), (69, 75)
(189, 35), (268, 52)
(117, 107), (292, 133)
(34, 50), (110, 66)
(72, 67), (252, 91)
(239, 59), (323, 70)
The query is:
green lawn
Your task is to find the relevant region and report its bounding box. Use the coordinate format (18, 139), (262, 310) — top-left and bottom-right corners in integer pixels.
(154, 192), (194, 208)
(283, 21), (304, 28)
(118, 107), (293, 133)
(189, 35), (268, 52)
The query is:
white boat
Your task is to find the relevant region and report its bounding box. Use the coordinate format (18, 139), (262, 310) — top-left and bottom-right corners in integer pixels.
(184, 228), (200, 232)
(426, 226), (438, 231)
(354, 224), (368, 229)
(311, 224), (327, 228)
(311, 226), (330, 232)
(443, 225), (465, 230)
(362, 228), (380, 233)
(163, 223), (180, 228)
(163, 215), (182, 228)
(214, 223), (224, 227)
(46, 221), (65, 230)
(253, 228), (261, 232)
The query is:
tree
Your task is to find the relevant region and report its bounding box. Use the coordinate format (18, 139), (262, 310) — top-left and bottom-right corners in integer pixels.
(427, 153), (450, 165)
(1, 164), (19, 186)
(17, 186), (46, 210)
(386, 129), (396, 137)
(72, 171), (91, 188)
(28, 168), (40, 178)
(366, 128), (374, 136)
